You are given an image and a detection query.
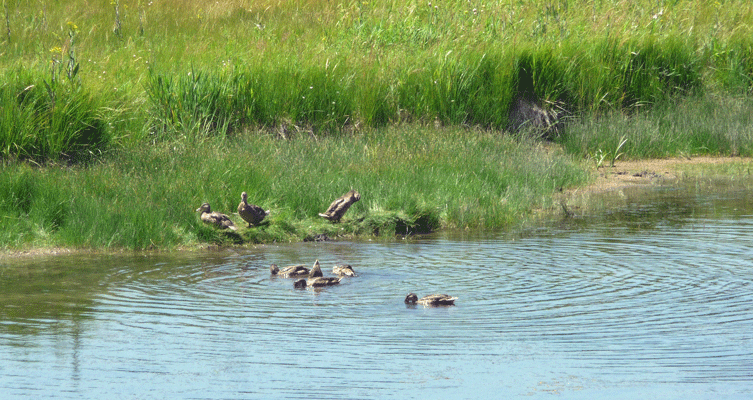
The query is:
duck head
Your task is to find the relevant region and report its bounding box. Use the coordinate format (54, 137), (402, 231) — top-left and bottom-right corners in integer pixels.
(294, 279), (307, 289)
(404, 293), (419, 304)
(241, 191), (248, 203)
(270, 264), (280, 275)
(347, 190), (361, 202)
(196, 203), (211, 213)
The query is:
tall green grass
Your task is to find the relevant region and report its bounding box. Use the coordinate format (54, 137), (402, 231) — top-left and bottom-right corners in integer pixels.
(559, 94), (753, 160)
(1, 0), (752, 157)
(1, 0), (753, 250)
(0, 127), (589, 250)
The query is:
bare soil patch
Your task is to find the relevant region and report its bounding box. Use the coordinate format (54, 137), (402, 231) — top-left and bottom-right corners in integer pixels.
(575, 156), (752, 194)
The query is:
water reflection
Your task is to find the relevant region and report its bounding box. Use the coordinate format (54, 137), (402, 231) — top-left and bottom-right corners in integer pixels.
(2, 179), (753, 398)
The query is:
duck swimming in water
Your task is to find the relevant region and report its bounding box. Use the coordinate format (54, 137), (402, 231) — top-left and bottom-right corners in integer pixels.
(292, 260), (343, 288)
(332, 264), (356, 277)
(270, 264), (310, 278)
(404, 293), (457, 306)
(294, 276), (342, 288)
(308, 260), (324, 278)
(319, 190), (361, 223)
(237, 191), (270, 227)
(196, 203), (237, 230)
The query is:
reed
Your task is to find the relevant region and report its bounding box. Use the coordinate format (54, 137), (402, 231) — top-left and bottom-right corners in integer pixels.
(559, 94), (753, 160)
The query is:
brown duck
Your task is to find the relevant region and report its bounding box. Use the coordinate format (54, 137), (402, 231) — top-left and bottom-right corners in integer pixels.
(269, 264), (310, 278)
(404, 293), (457, 306)
(293, 260), (342, 288)
(294, 276), (342, 288)
(196, 203), (237, 230)
(237, 191), (269, 227)
(332, 264), (357, 277)
(319, 190), (360, 223)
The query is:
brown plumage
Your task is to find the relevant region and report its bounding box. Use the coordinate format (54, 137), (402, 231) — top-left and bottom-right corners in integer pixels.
(293, 260), (343, 288)
(270, 264), (310, 278)
(237, 191), (269, 227)
(404, 293), (457, 306)
(295, 276), (342, 288)
(196, 203), (237, 230)
(332, 264), (356, 277)
(309, 260), (324, 278)
(319, 190), (361, 223)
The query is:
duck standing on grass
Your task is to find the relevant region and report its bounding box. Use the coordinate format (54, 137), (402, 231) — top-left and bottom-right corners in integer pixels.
(404, 293), (457, 306)
(319, 190), (361, 223)
(237, 191), (270, 227)
(196, 203), (237, 231)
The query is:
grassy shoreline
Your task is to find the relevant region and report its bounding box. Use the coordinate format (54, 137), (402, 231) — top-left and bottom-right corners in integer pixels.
(1, 1), (752, 252)
(2, 153), (751, 258)
(0, 125), (592, 251)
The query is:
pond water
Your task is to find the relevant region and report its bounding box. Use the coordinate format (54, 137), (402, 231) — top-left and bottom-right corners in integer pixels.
(2, 180), (753, 399)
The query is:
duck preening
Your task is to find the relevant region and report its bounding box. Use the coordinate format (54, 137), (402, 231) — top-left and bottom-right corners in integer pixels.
(238, 191), (270, 227)
(196, 203), (237, 230)
(404, 293), (457, 306)
(319, 190), (361, 223)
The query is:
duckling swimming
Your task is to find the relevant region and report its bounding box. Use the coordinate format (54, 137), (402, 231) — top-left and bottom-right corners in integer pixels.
(332, 264), (356, 277)
(196, 203), (237, 230)
(270, 264), (310, 278)
(237, 191), (270, 227)
(319, 190), (360, 223)
(294, 276), (342, 289)
(404, 293), (457, 306)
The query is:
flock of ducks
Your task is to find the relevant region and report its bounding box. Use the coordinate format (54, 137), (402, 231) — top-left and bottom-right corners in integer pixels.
(196, 190), (361, 231)
(198, 190), (455, 306)
(270, 260), (457, 306)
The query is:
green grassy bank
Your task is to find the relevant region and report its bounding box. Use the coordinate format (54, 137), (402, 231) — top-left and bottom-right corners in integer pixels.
(1, 0), (751, 159)
(1, 0), (752, 250)
(0, 127), (590, 250)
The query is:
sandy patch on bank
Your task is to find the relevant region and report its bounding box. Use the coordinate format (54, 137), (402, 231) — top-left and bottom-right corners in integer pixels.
(572, 156), (752, 194)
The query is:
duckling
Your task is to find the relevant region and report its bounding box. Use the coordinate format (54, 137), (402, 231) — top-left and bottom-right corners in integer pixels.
(293, 260), (343, 288)
(270, 264), (310, 278)
(196, 203), (237, 230)
(237, 191), (270, 227)
(319, 190), (361, 223)
(332, 264), (356, 277)
(404, 293), (457, 306)
(295, 276), (342, 288)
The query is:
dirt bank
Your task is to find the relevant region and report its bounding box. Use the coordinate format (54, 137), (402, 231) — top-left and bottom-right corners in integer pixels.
(578, 156), (751, 193)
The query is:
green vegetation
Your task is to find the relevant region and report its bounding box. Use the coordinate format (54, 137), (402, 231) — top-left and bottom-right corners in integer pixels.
(0, 0), (751, 250)
(0, 128), (589, 249)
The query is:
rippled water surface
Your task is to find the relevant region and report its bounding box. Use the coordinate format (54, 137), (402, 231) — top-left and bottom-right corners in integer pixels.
(2, 182), (753, 399)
